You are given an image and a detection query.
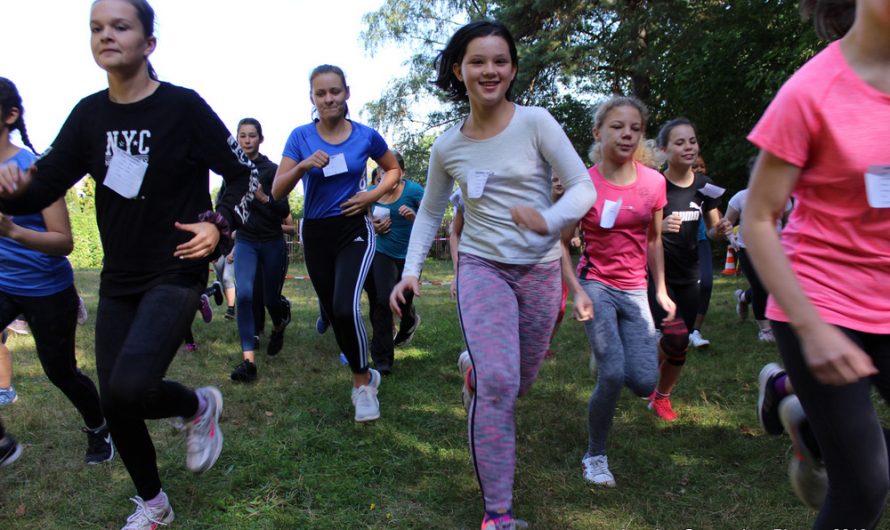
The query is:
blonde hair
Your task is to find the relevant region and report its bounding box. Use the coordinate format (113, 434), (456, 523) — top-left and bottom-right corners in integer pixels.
(587, 95), (650, 165)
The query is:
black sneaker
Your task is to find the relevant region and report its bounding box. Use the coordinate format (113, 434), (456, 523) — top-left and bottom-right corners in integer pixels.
(0, 434), (22, 468)
(83, 422), (115, 464)
(757, 363), (787, 435)
(224, 306), (235, 320)
(394, 313), (421, 347)
(267, 299), (290, 356)
(280, 296), (292, 327)
(375, 362), (393, 376)
(230, 360), (257, 382)
(210, 281), (224, 306)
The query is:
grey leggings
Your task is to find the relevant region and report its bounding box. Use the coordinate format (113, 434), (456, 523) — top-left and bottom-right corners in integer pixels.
(581, 279), (658, 457)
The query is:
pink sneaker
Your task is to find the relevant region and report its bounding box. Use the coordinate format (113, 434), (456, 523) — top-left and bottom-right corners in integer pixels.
(184, 343), (198, 353)
(648, 394), (679, 422)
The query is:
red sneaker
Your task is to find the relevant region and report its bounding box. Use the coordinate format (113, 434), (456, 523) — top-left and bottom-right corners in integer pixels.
(648, 394), (679, 422)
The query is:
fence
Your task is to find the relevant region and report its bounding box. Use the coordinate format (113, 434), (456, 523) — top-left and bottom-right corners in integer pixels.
(285, 223), (452, 262)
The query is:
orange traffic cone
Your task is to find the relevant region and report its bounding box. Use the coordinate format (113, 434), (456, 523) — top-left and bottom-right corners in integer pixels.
(721, 247), (738, 275)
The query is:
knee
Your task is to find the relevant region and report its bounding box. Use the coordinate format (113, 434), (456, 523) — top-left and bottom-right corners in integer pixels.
(332, 304), (358, 326)
(478, 370), (519, 404)
(596, 368), (626, 395)
(103, 375), (159, 416)
(660, 330), (688, 367)
(627, 372), (657, 397)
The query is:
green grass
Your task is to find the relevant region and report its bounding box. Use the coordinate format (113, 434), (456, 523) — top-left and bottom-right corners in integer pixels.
(0, 260), (817, 529)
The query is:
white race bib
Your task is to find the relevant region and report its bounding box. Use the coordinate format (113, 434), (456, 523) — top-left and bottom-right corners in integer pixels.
(104, 145), (147, 199)
(599, 197), (623, 229)
(372, 205), (390, 220)
(865, 165), (890, 208)
(467, 169), (492, 199)
(323, 153), (348, 177)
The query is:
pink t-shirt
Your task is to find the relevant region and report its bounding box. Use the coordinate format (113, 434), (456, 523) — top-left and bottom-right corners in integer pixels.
(748, 41), (890, 334)
(577, 161), (667, 290)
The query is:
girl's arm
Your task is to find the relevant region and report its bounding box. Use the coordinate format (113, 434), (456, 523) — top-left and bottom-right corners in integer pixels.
(647, 209), (676, 322)
(560, 226), (593, 321)
(704, 207), (733, 240)
(744, 150), (876, 385)
(0, 198), (73, 256)
(449, 208), (464, 299)
(340, 150), (400, 216)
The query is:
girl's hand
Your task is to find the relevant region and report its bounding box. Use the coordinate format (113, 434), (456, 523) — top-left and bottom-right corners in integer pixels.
(715, 217), (734, 238)
(372, 216), (392, 234)
(390, 276), (421, 316)
(173, 221), (220, 259)
(298, 150), (330, 172)
(0, 163), (32, 197)
(510, 206), (548, 235)
(340, 191), (374, 217)
(450, 278), (457, 300)
(663, 212), (682, 233)
(656, 291), (677, 324)
(254, 183), (269, 204)
(572, 289), (594, 321)
(398, 205), (416, 222)
(801, 321), (877, 385)
(0, 213), (17, 238)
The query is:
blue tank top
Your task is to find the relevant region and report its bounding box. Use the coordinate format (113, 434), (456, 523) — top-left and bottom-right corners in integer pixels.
(0, 150), (74, 296)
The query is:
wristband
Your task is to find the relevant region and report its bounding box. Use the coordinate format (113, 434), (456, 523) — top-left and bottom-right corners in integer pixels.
(198, 210), (231, 240)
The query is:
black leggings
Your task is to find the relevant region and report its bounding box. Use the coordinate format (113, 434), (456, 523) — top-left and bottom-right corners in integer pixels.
(697, 238), (713, 317)
(96, 283), (201, 499)
(648, 279), (699, 334)
(0, 285), (103, 428)
(736, 248), (768, 320)
(302, 215), (375, 374)
(364, 252), (416, 368)
(773, 321), (890, 530)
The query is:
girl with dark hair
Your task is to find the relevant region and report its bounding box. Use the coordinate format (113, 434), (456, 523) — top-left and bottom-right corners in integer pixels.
(745, 1), (890, 526)
(272, 64), (401, 422)
(0, 0), (257, 527)
(0, 77), (113, 465)
(689, 156), (713, 349)
(390, 20), (596, 530)
(649, 118), (732, 421)
(230, 117), (291, 382)
(569, 95), (675, 487)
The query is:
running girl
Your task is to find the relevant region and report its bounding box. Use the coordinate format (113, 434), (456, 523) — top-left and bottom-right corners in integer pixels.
(390, 20), (596, 529)
(649, 118), (732, 421)
(744, 1), (890, 527)
(0, 1), (256, 527)
(272, 64), (401, 422)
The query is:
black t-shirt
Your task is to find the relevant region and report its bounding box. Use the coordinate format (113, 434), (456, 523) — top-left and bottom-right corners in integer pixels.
(662, 173), (721, 285)
(235, 153), (289, 242)
(0, 82), (257, 296)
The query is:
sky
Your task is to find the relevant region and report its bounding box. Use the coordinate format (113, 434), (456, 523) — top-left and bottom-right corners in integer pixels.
(3, 0), (412, 189)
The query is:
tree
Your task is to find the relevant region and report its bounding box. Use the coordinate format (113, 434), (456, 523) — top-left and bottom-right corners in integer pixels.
(362, 0), (822, 191)
(65, 177), (103, 269)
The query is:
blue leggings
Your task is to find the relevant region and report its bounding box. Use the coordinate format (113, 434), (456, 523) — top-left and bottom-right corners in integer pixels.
(234, 238), (288, 352)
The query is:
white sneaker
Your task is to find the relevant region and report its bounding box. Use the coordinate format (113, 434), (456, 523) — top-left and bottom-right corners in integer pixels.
(352, 368), (381, 422)
(779, 395), (826, 510)
(758, 328), (776, 343)
(185, 386), (223, 473)
(457, 351), (472, 412)
(77, 296), (88, 326)
(689, 330), (710, 348)
(121, 495), (174, 529)
(582, 454), (616, 487)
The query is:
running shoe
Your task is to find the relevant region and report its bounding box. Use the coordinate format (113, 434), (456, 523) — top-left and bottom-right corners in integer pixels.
(758, 328), (776, 343)
(0, 434), (22, 468)
(6, 319), (28, 336)
(121, 495), (175, 530)
(648, 393), (679, 422)
(185, 386), (223, 473)
(339, 352), (349, 366)
(689, 329), (710, 348)
(582, 454), (617, 487)
(183, 342), (198, 353)
(210, 281), (224, 306)
(230, 359), (257, 383)
(352, 368), (381, 422)
(544, 348), (555, 359)
(83, 422), (115, 464)
(393, 313), (421, 347)
(77, 296), (89, 326)
(0, 386), (17, 407)
(199, 294), (213, 323)
(757, 363), (787, 435)
(779, 395), (827, 510)
(480, 514), (529, 530)
(458, 350), (473, 413)
(735, 289), (749, 320)
(224, 306), (236, 320)
(316, 314), (329, 335)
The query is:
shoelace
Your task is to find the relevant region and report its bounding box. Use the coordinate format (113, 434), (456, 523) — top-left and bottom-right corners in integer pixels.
(125, 497), (169, 527)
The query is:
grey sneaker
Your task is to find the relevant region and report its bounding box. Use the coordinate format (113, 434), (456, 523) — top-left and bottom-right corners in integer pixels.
(458, 350), (473, 412)
(77, 296), (89, 326)
(352, 369), (381, 422)
(779, 395), (826, 510)
(735, 289), (749, 320)
(757, 363), (786, 435)
(0, 434), (22, 468)
(582, 454), (617, 487)
(121, 495), (174, 529)
(185, 387), (223, 473)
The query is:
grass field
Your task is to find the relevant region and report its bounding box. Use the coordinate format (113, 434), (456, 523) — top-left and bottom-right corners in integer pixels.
(0, 259), (819, 529)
